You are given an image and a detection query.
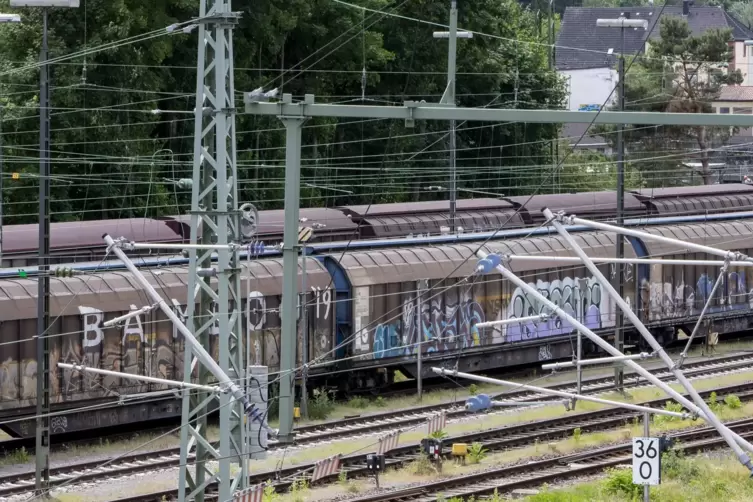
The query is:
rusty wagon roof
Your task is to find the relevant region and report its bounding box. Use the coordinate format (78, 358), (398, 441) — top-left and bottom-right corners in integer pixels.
(637, 220), (753, 257)
(0, 258), (331, 322)
(3, 218), (183, 253)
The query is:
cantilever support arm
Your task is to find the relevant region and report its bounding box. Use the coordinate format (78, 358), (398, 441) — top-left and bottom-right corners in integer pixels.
(474, 249), (753, 462)
(543, 209), (753, 472)
(677, 260), (730, 369)
(433, 367), (688, 419)
(102, 234), (275, 436)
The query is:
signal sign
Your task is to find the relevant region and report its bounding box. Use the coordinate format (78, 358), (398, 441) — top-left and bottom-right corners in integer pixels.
(632, 437), (661, 486)
(298, 226), (314, 243)
(11, 172), (19, 179)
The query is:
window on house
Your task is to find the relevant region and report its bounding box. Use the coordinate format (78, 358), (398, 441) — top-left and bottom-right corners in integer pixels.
(733, 107), (753, 114)
(720, 107), (730, 114)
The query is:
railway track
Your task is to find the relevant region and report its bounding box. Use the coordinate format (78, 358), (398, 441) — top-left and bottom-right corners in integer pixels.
(9, 362), (753, 501)
(340, 417), (753, 502)
(99, 382), (753, 502)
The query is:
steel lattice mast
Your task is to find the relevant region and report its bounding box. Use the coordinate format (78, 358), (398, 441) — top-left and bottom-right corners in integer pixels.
(177, 1), (247, 501)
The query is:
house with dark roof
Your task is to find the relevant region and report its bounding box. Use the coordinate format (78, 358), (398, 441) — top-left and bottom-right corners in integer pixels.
(555, 1), (753, 112)
(713, 86), (753, 137)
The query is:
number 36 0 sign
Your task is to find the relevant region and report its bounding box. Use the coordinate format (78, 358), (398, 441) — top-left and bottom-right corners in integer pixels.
(632, 437), (661, 485)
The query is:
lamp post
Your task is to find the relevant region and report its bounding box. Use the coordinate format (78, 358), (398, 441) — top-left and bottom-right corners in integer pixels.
(595, 15), (647, 393)
(433, 1), (472, 234)
(0, 14), (20, 269)
(10, 0), (80, 494)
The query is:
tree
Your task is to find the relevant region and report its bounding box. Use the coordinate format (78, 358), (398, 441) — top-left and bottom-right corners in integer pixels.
(558, 148), (643, 192)
(0, 0), (566, 223)
(596, 17), (743, 185)
(728, 2), (753, 29)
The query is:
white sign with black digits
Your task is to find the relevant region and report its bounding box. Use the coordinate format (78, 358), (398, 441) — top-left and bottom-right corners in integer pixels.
(632, 437), (661, 485)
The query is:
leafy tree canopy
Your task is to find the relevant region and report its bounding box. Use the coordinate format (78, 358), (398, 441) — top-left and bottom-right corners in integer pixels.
(0, 0), (566, 223)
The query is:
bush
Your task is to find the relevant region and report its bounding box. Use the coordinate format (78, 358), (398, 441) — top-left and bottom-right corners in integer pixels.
(662, 447), (700, 483)
(708, 391), (722, 412)
(724, 394), (742, 410)
(374, 396), (387, 408)
(572, 427), (582, 444)
(603, 468), (641, 499)
(348, 396), (370, 409)
(469, 383), (479, 396)
(409, 454), (439, 475)
(308, 388), (336, 420)
(468, 442), (488, 464)
(262, 482), (279, 502)
(654, 401), (684, 424)
(429, 430), (448, 440)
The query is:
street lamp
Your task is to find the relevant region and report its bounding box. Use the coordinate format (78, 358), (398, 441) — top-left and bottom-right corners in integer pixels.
(9, 1), (81, 495)
(433, 0), (472, 234)
(0, 13), (21, 271)
(594, 15), (648, 396)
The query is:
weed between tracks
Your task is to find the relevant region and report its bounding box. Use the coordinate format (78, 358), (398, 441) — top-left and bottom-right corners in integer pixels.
(263, 371), (753, 501)
(523, 452), (753, 501)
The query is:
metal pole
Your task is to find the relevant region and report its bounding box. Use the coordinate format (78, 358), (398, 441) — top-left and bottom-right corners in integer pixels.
(542, 208), (753, 470)
(677, 263), (728, 368)
(543, 352), (652, 370)
(565, 215), (751, 262)
(432, 368), (687, 419)
(614, 26), (626, 393)
(416, 279), (425, 401)
(475, 249), (753, 455)
(575, 330), (582, 409)
(35, 8), (50, 494)
(0, 107), (3, 268)
(644, 411), (650, 502)
(58, 363), (221, 392)
(503, 255), (753, 267)
(103, 236), (259, 413)
(278, 115), (305, 443)
(448, 0), (458, 233)
(300, 245), (309, 418)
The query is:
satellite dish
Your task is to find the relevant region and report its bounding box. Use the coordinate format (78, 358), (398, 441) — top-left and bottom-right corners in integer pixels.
(240, 203), (259, 239)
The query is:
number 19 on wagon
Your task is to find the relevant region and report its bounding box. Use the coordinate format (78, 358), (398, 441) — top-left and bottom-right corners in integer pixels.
(632, 437), (661, 486)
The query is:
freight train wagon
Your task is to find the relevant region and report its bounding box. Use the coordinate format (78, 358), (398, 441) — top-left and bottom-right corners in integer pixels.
(3, 216), (753, 436)
(5, 183), (753, 267)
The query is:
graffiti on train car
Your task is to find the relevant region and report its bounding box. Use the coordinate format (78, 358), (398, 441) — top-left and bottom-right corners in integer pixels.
(641, 270), (753, 321)
(503, 277), (611, 342)
(372, 289), (485, 359)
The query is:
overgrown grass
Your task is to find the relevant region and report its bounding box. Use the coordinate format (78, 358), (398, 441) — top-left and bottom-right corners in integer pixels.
(524, 453), (753, 501)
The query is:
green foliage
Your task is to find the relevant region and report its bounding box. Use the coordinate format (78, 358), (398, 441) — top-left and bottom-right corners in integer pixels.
(467, 442), (488, 464)
(708, 391), (722, 413)
(308, 388), (335, 420)
(603, 467), (642, 499)
(262, 482), (279, 502)
(429, 429), (449, 440)
(724, 394), (742, 410)
(8, 447), (29, 464)
(0, 0), (565, 224)
(289, 478), (309, 502)
(571, 427), (581, 444)
(654, 400), (684, 425)
(729, 1), (753, 29)
(374, 396), (387, 408)
(348, 396), (370, 409)
(661, 446), (701, 484)
(468, 383), (479, 396)
(409, 454), (439, 475)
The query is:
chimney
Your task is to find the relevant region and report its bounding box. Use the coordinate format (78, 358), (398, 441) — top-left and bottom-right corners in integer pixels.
(683, 0), (690, 16)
